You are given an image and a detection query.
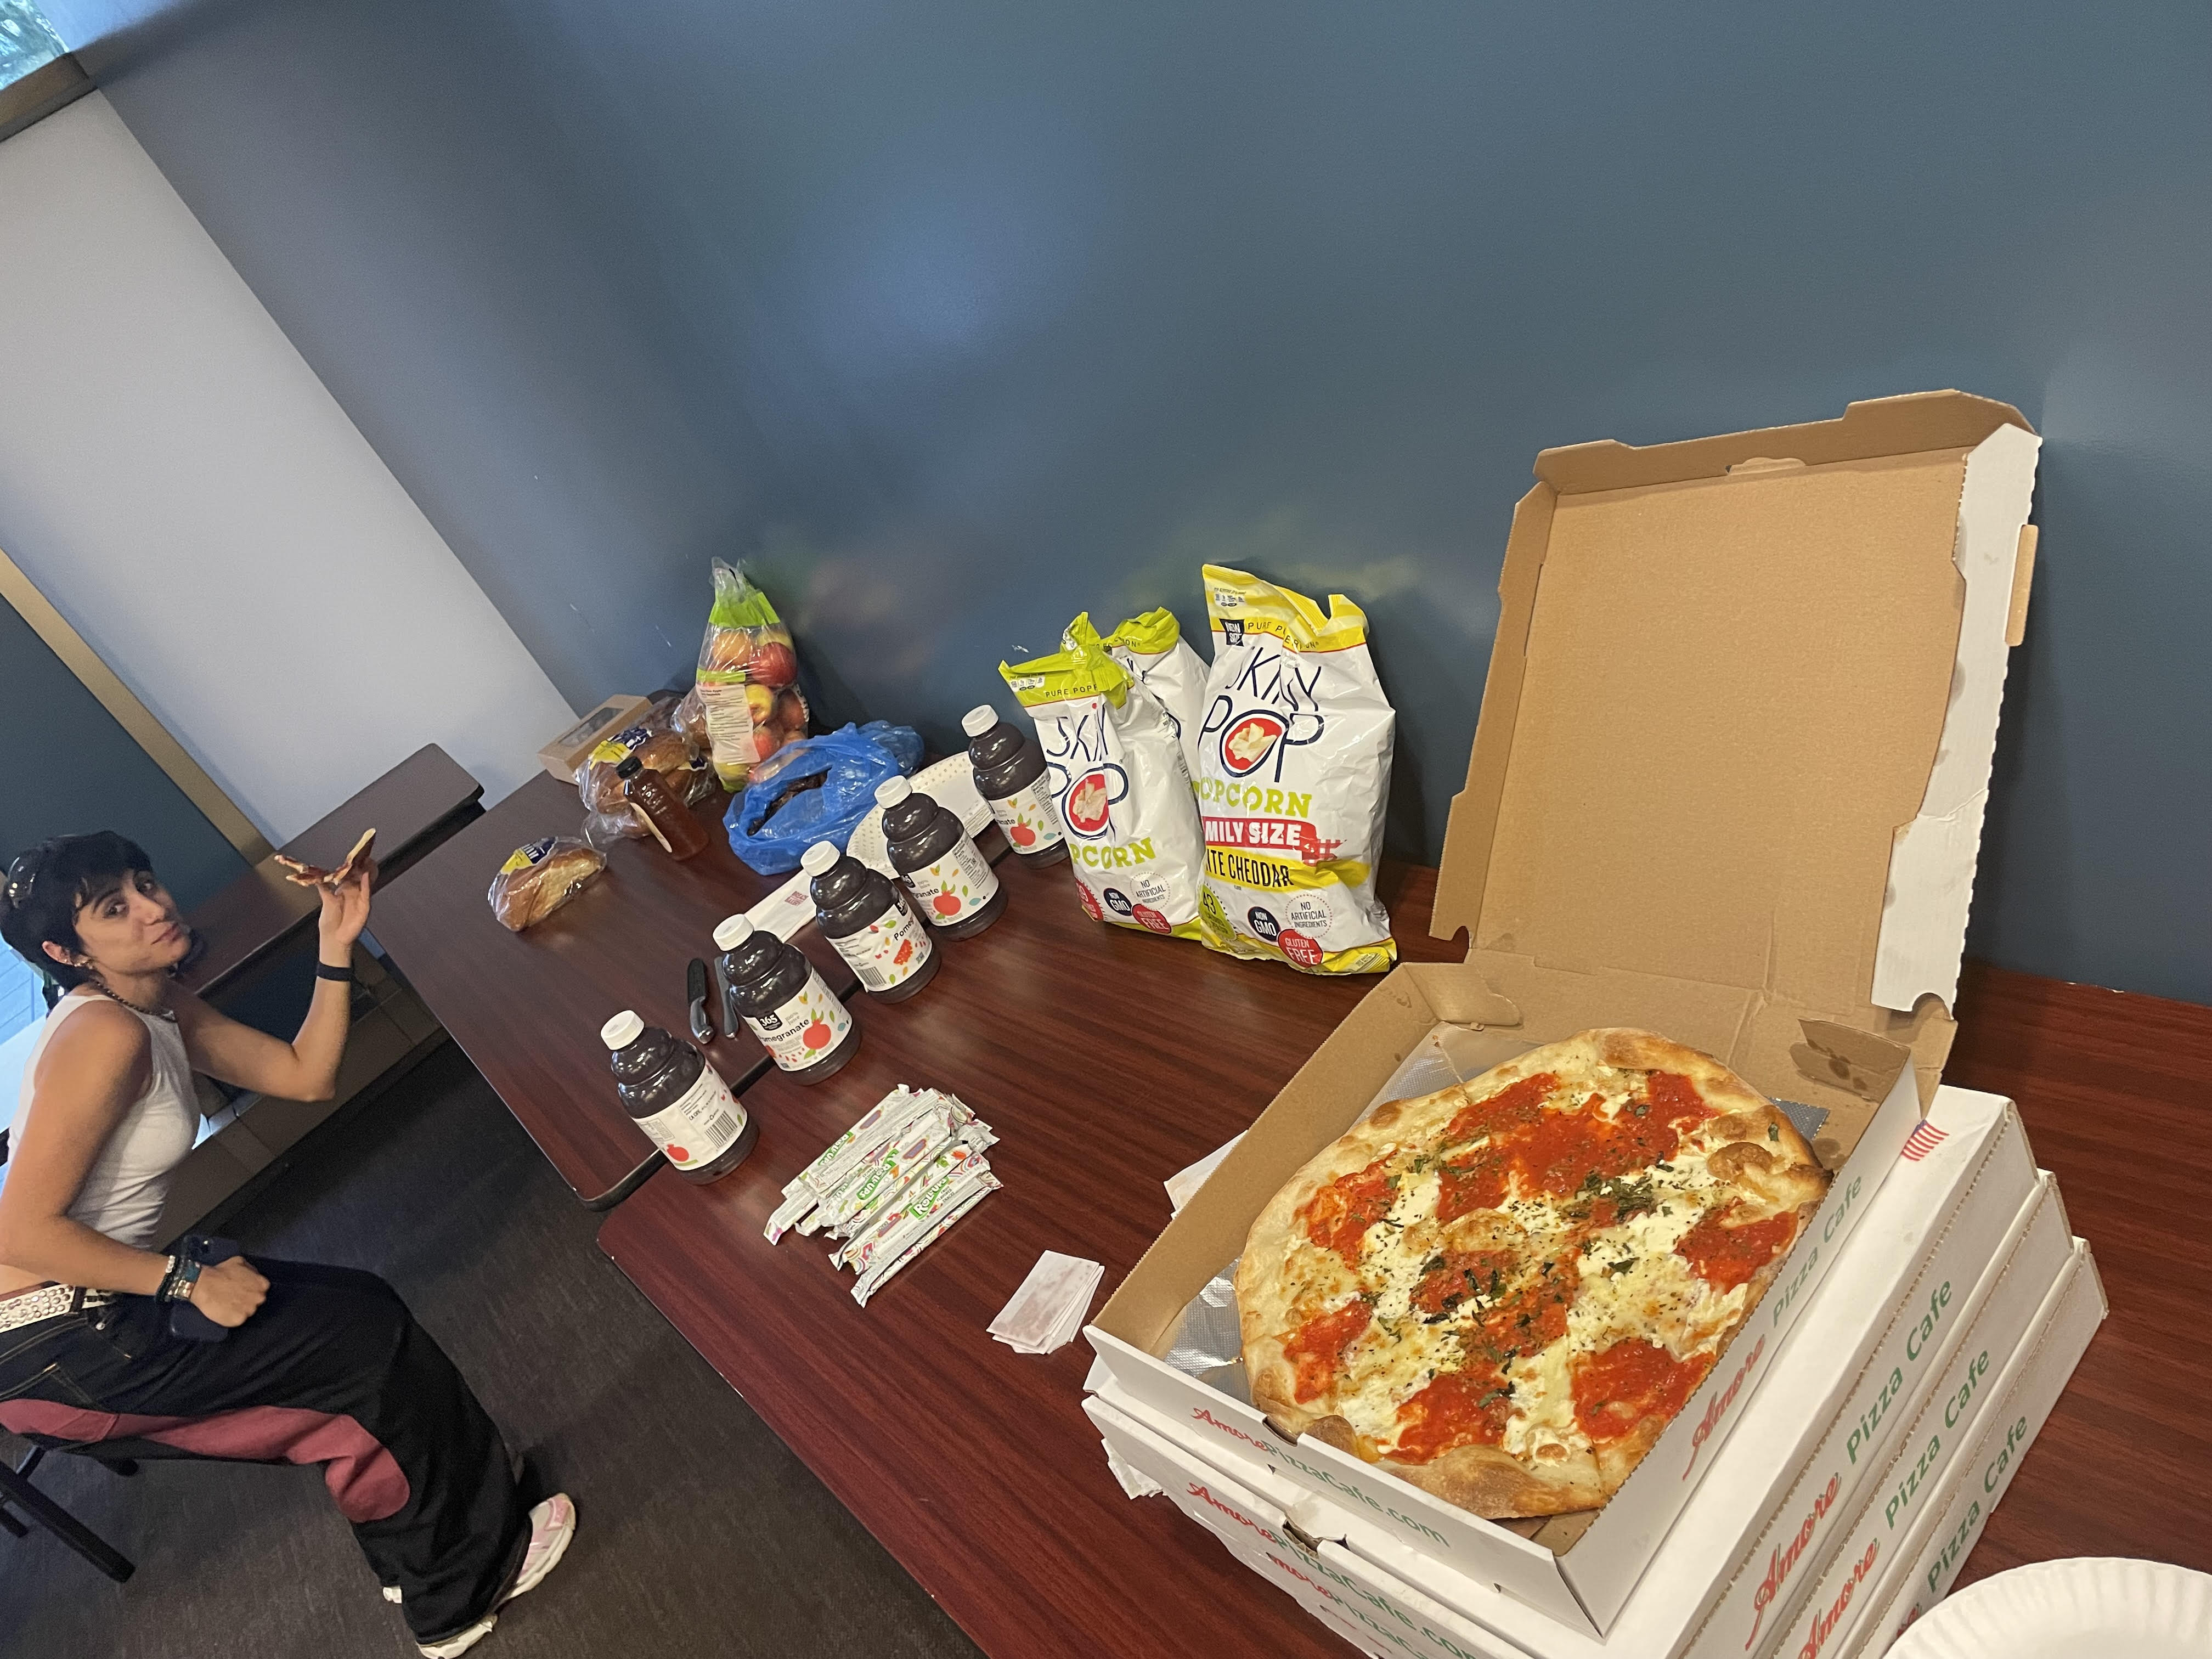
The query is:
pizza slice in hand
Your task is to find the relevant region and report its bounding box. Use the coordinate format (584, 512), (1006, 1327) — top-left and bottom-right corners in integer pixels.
(1236, 1028), (1829, 1520)
(274, 827), (377, 889)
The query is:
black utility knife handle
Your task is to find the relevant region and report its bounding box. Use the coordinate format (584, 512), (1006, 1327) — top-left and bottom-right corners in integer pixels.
(686, 957), (714, 1043)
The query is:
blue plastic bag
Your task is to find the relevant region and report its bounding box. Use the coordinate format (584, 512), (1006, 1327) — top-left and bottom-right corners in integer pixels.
(724, 722), (922, 874)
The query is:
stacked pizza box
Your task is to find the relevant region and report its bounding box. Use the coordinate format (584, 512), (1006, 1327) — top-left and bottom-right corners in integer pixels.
(1086, 1082), (2102, 1659)
(1077, 398), (2107, 1659)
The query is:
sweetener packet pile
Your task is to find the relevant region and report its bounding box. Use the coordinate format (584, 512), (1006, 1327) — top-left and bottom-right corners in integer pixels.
(990, 1252), (1104, 1356)
(765, 1086), (1000, 1305)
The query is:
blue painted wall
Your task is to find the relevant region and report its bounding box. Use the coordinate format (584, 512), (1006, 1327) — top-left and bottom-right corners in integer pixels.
(0, 595), (249, 911)
(51, 1), (2212, 1002)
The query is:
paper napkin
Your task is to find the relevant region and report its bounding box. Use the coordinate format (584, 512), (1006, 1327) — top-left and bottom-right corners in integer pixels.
(990, 1251), (1104, 1355)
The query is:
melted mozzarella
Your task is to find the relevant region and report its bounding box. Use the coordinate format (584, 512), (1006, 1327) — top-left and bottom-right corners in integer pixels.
(1288, 1070), (1759, 1459)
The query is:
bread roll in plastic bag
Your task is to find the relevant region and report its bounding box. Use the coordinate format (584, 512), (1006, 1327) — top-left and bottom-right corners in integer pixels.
(1192, 565), (1396, 974)
(487, 836), (606, 932)
(575, 707), (715, 849)
(1001, 614), (1206, 940)
(695, 560), (809, 790)
(1103, 607), (1208, 783)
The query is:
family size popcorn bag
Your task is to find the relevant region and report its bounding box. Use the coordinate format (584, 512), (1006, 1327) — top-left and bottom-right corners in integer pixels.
(1001, 614), (1207, 941)
(1102, 607), (1208, 782)
(1192, 565), (1396, 974)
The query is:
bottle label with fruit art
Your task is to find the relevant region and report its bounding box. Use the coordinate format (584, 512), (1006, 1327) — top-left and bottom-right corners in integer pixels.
(904, 837), (1001, 927)
(983, 780), (1065, 856)
(743, 967), (854, 1072)
(828, 898), (934, 992)
(631, 1063), (748, 1169)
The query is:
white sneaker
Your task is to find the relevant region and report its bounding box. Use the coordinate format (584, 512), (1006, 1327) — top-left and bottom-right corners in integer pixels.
(413, 1496), (577, 1657)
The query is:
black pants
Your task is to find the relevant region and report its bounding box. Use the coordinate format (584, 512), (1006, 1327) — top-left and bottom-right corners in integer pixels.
(0, 1259), (528, 1644)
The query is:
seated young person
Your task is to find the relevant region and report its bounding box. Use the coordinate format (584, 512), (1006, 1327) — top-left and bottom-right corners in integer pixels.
(0, 832), (573, 1656)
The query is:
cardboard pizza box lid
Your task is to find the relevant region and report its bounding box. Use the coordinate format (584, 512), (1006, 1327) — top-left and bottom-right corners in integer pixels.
(1428, 390), (2039, 1111)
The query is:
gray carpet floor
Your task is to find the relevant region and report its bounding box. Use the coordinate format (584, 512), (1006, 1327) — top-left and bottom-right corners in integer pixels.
(0, 1041), (986, 1659)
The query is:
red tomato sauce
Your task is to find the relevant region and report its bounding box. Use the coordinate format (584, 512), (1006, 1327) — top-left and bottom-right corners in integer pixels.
(1466, 1266), (1574, 1361)
(1436, 1070), (1714, 1223)
(1303, 1154), (1397, 1266)
(1571, 1338), (1716, 1445)
(1444, 1072), (1557, 1144)
(1391, 1367), (1514, 1463)
(1283, 1301), (1373, 1403)
(1411, 1249), (1517, 1319)
(1674, 1202), (1797, 1291)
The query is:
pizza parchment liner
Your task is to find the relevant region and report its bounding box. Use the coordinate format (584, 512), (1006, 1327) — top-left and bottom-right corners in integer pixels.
(1223, 1028), (1829, 1526)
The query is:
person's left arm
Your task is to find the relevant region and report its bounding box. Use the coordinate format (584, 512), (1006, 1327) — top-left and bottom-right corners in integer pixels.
(173, 859), (376, 1104)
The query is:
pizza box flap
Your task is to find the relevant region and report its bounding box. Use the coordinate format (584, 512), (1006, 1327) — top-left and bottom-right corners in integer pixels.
(1429, 391), (2039, 1108)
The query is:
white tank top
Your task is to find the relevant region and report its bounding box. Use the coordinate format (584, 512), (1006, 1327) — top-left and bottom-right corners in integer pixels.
(10, 992), (200, 1250)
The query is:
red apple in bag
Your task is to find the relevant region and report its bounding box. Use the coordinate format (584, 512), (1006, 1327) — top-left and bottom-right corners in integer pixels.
(752, 641), (799, 688)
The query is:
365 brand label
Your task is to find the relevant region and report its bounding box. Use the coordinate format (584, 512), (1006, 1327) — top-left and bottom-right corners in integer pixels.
(744, 970), (853, 1071)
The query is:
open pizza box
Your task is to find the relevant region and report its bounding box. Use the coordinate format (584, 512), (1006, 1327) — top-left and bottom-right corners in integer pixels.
(1086, 391), (2042, 1637)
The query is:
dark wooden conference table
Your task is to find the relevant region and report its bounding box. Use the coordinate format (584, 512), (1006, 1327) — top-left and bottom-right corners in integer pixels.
(373, 769), (2205, 1657)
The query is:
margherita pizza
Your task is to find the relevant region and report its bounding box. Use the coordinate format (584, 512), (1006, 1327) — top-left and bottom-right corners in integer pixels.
(1236, 1029), (1827, 1519)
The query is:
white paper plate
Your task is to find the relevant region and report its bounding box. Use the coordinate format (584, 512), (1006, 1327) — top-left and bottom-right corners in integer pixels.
(847, 754), (993, 878)
(1891, 1558), (2212, 1659)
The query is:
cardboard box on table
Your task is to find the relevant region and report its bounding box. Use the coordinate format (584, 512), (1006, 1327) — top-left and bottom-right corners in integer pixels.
(1086, 393), (2042, 1634)
(1086, 1082), (2072, 1659)
(1846, 1245), (2107, 1658)
(1780, 1238), (2104, 1659)
(535, 693), (653, 780)
(1088, 1237), (2098, 1659)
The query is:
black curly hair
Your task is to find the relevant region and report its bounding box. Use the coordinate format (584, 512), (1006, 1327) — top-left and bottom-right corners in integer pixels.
(0, 831), (159, 1001)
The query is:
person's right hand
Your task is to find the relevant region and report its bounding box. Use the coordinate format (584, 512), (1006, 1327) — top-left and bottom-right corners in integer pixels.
(189, 1256), (269, 1328)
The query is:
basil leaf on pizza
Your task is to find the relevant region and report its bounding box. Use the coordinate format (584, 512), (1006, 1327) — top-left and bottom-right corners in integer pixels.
(1235, 1029), (1829, 1519)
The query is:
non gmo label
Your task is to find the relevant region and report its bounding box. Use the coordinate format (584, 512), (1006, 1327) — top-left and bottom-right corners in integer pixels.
(904, 837), (999, 926)
(828, 898), (933, 992)
(631, 1063), (747, 1169)
(984, 780), (1064, 855)
(743, 968), (854, 1071)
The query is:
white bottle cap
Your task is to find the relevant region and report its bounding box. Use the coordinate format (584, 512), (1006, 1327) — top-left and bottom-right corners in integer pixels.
(799, 842), (840, 876)
(712, 914), (754, 951)
(600, 1011), (645, 1051)
(874, 776), (913, 808)
(960, 705), (998, 738)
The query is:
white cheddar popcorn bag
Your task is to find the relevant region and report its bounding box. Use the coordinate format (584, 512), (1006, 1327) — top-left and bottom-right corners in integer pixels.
(1193, 565), (1396, 974)
(1103, 607), (1208, 782)
(1001, 614), (1207, 941)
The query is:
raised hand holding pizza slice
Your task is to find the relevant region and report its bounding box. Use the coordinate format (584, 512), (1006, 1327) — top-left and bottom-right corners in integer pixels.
(1235, 1028), (1828, 1521)
(274, 827), (377, 889)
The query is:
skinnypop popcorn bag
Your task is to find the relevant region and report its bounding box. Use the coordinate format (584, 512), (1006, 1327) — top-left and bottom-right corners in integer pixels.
(1001, 614), (1207, 941)
(1193, 565), (1396, 974)
(1103, 607), (1208, 783)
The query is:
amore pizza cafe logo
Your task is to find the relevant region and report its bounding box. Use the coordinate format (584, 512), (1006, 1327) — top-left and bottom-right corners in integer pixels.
(1062, 766), (1129, 839)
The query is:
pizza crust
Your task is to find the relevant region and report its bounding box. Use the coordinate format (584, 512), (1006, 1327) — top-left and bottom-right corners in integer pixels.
(1235, 1028), (1827, 1520)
